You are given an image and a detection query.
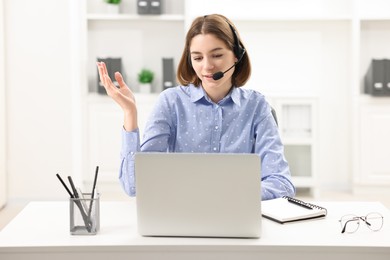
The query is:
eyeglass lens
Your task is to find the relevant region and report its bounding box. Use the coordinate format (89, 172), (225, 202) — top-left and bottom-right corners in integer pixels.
(340, 214), (360, 233)
(365, 212), (384, 231)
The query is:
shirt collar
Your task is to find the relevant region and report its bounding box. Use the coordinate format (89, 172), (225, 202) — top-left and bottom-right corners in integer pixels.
(230, 87), (241, 107)
(189, 84), (205, 103)
(189, 84), (241, 107)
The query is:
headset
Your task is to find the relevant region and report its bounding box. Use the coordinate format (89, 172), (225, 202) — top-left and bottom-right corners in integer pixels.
(212, 19), (246, 80)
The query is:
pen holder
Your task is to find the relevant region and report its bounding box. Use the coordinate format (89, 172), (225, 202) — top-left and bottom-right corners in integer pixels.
(70, 193), (100, 235)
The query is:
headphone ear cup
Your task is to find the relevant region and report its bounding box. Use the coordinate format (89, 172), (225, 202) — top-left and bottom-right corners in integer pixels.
(234, 43), (246, 62)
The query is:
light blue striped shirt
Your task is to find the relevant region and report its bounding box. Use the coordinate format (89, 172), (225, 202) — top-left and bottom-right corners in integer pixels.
(120, 84), (295, 200)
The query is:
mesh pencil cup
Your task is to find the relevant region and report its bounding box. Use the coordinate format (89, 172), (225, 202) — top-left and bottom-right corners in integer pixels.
(69, 193), (100, 235)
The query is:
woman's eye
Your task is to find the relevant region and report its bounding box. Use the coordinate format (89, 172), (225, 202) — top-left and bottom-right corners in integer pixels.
(193, 57), (202, 61)
(213, 54), (223, 58)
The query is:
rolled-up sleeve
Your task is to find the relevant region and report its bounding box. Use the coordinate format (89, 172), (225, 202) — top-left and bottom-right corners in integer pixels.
(119, 127), (140, 196)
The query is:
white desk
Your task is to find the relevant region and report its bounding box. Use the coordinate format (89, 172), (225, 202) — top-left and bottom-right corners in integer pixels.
(0, 200), (389, 260)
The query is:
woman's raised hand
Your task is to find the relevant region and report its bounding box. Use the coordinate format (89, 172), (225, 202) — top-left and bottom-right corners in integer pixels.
(96, 62), (138, 131)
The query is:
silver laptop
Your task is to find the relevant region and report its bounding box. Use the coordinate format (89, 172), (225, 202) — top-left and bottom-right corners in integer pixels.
(134, 153), (262, 238)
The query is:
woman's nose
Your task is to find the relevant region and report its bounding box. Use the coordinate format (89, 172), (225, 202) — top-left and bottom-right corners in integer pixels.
(203, 57), (215, 70)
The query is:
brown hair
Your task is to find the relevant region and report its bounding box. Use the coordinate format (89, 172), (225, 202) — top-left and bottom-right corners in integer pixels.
(177, 14), (251, 87)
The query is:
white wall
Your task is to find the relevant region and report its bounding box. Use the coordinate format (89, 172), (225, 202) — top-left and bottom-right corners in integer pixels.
(4, 0), (74, 200)
(5, 0), (386, 202)
(0, 0), (7, 208)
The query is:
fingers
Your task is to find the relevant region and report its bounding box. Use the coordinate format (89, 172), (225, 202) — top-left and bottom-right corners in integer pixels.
(97, 61), (111, 85)
(96, 62), (135, 103)
(96, 62), (117, 94)
(97, 62), (107, 86)
(115, 72), (126, 89)
(101, 61), (109, 75)
(96, 63), (137, 120)
(114, 71), (136, 102)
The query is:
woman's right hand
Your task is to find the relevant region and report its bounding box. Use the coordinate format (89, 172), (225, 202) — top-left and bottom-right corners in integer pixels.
(97, 61), (138, 131)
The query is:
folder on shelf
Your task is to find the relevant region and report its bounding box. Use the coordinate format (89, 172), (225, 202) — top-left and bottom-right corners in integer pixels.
(162, 58), (175, 90)
(150, 0), (162, 14)
(97, 57), (122, 94)
(137, 0), (162, 15)
(364, 59), (390, 96)
(137, 0), (149, 15)
(385, 59), (390, 95)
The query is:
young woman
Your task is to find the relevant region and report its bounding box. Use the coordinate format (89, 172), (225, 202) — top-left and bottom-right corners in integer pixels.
(97, 14), (295, 200)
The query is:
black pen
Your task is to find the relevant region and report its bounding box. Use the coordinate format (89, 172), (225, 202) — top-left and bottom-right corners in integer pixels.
(88, 166), (99, 218)
(286, 197), (313, 210)
(56, 173), (74, 198)
(91, 166), (99, 199)
(67, 176), (79, 199)
(68, 176), (92, 231)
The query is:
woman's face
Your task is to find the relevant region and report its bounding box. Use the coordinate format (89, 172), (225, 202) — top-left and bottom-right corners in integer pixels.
(190, 33), (237, 103)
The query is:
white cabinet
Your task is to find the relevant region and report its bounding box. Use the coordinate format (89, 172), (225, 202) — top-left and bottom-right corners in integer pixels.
(268, 98), (318, 195)
(355, 98), (390, 188)
(352, 1), (390, 192)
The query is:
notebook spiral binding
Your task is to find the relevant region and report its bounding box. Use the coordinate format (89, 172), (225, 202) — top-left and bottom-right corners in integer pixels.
(283, 196), (328, 214)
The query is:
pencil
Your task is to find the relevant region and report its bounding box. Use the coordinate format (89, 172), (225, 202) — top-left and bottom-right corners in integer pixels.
(55, 173), (74, 198)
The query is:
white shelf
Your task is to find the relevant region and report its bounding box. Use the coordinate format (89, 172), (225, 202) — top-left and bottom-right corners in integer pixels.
(86, 92), (159, 102)
(232, 15), (353, 22)
(87, 14), (185, 21)
(359, 17), (390, 21)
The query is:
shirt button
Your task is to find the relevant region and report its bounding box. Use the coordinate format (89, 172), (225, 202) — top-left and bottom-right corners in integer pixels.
(215, 126), (219, 130)
(213, 147), (217, 151)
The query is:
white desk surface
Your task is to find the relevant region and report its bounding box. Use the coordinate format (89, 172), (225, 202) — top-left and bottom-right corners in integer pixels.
(0, 200), (389, 260)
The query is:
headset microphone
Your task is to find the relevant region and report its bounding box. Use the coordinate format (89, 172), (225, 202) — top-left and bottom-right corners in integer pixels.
(212, 48), (246, 81)
(212, 71), (225, 81)
(212, 63), (237, 81)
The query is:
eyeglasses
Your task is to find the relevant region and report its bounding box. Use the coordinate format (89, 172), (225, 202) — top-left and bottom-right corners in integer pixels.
(339, 212), (384, 234)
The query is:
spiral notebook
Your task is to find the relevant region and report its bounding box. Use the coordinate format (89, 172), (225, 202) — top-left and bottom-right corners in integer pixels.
(261, 196), (327, 224)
